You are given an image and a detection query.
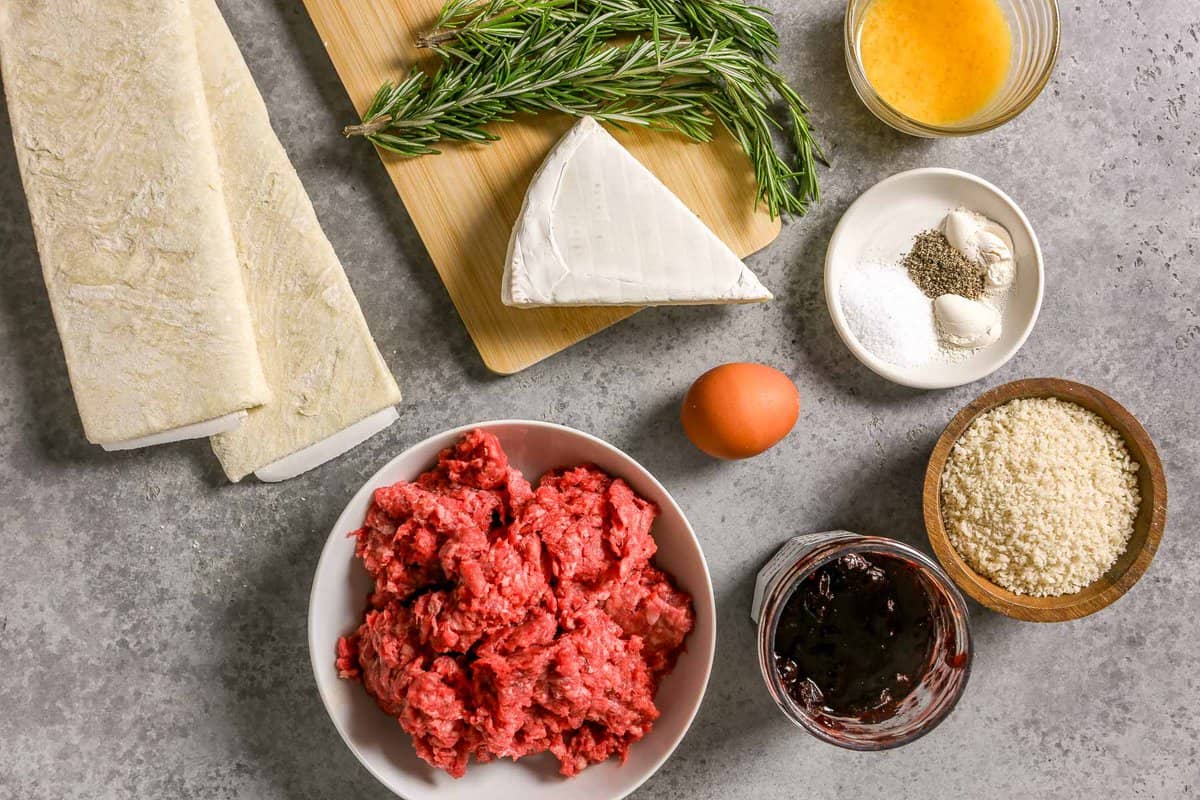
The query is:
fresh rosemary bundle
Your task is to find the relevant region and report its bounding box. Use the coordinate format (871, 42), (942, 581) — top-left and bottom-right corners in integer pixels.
(419, 0), (777, 60)
(346, 0), (823, 217)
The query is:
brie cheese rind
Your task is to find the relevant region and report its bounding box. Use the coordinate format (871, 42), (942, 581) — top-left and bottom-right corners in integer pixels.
(0, 0), (270, 446)
(502, 117), (773, 308)
(193, 0), (402, 482)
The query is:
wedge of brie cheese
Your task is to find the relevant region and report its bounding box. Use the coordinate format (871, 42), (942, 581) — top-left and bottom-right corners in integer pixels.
(502, 117), (772, 308)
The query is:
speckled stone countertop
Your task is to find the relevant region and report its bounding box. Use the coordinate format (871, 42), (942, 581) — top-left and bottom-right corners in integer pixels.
(1, 1), (1197, 798)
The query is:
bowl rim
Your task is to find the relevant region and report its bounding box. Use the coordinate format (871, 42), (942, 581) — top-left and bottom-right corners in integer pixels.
(843, 0), (1062, 137)
(306, 419), (717, 799)
(922, 378), (1168, 622)
(824, 167), (1046, 390)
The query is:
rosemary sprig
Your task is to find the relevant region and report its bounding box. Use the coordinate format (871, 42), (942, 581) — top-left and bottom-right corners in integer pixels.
(418, 0), (821, 212)
(423, 0), (778, 61)
(347, 14), (728, 146)
(643, 0), (780, 61)
(347, 3), (822, 216)
(419, 0), (692, 57)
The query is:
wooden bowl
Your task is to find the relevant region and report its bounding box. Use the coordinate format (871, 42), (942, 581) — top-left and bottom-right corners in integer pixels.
(924, 378), (1167, 622)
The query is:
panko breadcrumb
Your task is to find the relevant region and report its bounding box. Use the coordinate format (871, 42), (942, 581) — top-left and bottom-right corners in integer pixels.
(940, 397), (1141, 597)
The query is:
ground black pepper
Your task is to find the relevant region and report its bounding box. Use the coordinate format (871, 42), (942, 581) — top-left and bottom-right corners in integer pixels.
(904, 230), (985, 299)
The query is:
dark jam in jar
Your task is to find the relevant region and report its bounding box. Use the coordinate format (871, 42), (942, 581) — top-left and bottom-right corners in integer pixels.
(773, 552), (935, 722)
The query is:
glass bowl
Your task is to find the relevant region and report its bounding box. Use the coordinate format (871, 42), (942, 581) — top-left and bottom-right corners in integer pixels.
(844, 0), (1060, 137)
(752, 531), (972, 749)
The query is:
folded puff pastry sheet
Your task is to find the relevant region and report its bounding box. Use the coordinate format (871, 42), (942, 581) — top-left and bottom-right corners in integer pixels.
(194, 0), (402, 482)
(0, 0), (271, 445)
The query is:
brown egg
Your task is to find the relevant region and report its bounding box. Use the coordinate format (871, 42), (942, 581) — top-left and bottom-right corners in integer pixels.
(681, 363), (800, 459)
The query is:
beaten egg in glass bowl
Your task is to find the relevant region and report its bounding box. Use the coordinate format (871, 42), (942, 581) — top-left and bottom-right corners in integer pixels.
(844, 0), (1060, 136)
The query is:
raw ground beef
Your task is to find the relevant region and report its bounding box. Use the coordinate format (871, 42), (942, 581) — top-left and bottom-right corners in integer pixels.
(336, 429), (696, 778)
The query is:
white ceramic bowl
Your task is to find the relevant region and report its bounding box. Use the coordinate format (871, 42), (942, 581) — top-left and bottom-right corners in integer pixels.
(825, 168), (1044, 389)
(308, 420), (716, 800)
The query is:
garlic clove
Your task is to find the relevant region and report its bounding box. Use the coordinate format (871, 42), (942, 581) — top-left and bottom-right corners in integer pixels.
(934, 294), (1002, 349)
(941, 209), (984, 262)
(985, 258), (1016, 291)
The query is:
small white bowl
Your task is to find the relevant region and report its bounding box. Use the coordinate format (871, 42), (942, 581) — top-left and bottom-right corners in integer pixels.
(824, 168), (1044, 389)
(308, 420), (716, 800)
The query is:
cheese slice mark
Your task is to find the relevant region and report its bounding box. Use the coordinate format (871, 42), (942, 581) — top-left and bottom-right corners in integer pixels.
(502, 117), (773, 308)
(192, 0), (402, 482)
(0, 0), (270, 447)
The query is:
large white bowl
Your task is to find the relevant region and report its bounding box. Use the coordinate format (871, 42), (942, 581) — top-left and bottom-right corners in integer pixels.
(825, 168), (1045, 389)
(308, 420), (716, 800)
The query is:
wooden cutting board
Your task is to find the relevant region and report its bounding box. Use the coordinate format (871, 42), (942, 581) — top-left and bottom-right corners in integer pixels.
(300, 0), (781, 374)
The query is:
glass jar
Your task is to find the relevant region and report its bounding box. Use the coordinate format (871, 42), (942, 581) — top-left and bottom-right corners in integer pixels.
(844, 0), (1060, 137)
(752, 531), (972, 749)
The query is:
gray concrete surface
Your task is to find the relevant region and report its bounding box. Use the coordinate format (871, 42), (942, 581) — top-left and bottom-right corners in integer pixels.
(1, 1), (1197, 797)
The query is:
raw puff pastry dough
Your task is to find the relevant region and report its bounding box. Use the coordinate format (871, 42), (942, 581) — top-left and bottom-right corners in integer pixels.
(0, 0), (271, 444)
(194, 0), (401, 481)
